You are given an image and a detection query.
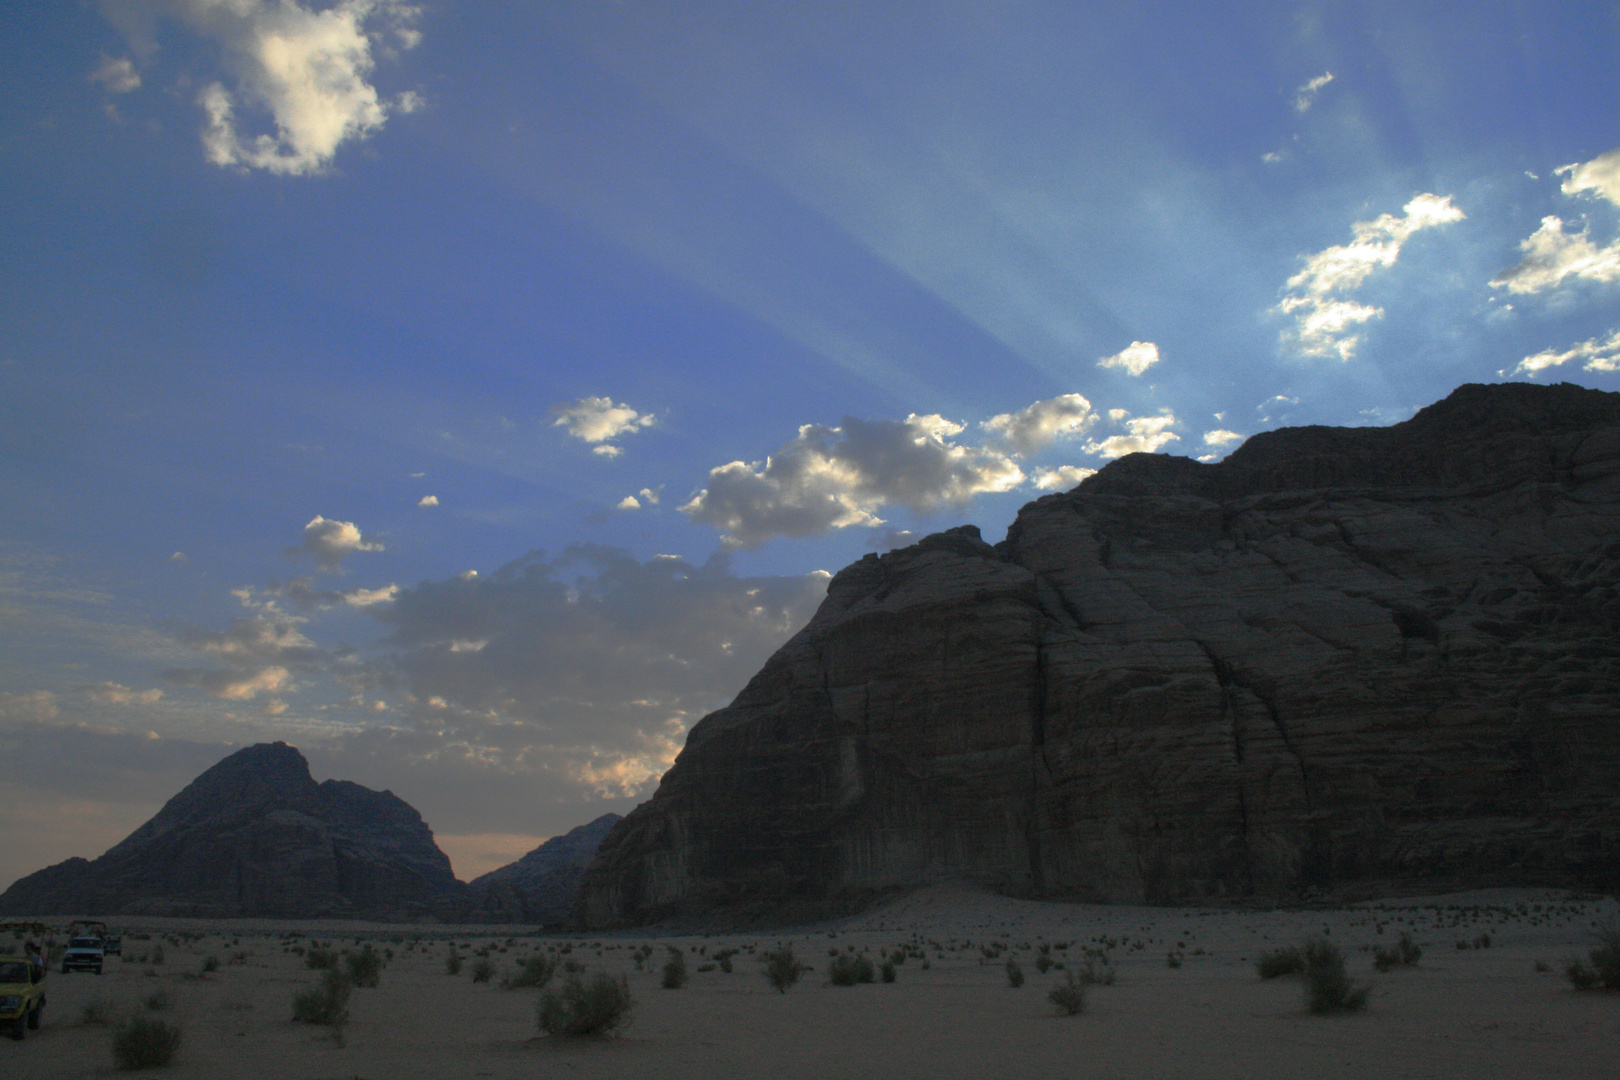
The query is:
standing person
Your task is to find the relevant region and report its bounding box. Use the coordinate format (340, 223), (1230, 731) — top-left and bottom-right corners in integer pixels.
(24, 942), (43, 983)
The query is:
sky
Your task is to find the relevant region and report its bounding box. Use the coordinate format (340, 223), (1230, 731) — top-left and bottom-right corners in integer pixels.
(2, 0), (1618, 890)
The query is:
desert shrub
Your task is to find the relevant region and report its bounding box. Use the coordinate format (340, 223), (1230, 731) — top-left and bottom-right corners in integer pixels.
(827, 953), (875, 986)
(503, 953), (558, 990)
(1565, 923), (1620, 991)
(1034, 953), (1054, 974)
(537, 973), (634, 1037)
(661, 947), (687, 989)
(471, 958), (495, 983)
(1373, 932), (1422, 972)
(1256, 946), (1304, 979)
(150, 946), (165, 966)
(199, 955), (219, 974)
(881, 961), (896, 983)
(80, 998), (114, 1026)
(1165, 951), (1183, 969)
(111, 1016), (181, 1070)
(445, 953), (463, 976)
(715, 948), (737, 974)
(1079, 960), (1117, 986)
(344, 945), (383, 988)
(144, 988), (175, 1011)
(304, 946), (337, 970)
(1005, 959), (1025, 988)
(291, 970), (352, 1026)
(1304, 939), (1369, 1014)
(762, 946), (806, 994)
(1048, 973), (1086, 1016)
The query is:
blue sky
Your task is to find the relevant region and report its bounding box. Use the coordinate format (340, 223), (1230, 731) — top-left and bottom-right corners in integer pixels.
(2, 0), (1617, 889)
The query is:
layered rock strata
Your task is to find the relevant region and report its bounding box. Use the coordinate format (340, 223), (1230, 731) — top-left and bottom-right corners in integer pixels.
(0, 742), (466, 919)
(579, 383), (1620, 926)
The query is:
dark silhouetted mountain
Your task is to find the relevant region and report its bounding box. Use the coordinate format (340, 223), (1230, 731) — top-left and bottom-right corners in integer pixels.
(580, 383), (1620, 927)
(463, 814), (622, 924)
(0, 742), (466, 919)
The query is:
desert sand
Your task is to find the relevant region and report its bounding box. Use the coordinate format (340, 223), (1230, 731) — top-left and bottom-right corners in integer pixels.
(7, 884), (1616, 1080)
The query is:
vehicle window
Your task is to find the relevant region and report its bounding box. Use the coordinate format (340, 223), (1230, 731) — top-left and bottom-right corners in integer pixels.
(69, 938), (99, 948)
(0, 962), (27, 982)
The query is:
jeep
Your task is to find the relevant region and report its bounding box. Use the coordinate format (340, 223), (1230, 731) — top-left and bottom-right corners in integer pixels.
(60, 937), (103, 975)
(0, 954), (45, 1040)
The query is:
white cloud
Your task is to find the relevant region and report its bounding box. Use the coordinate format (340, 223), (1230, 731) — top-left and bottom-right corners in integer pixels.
(980, 393), (1095, 455)
(680, 413), (1023, 547)
(1504, 329), (1620, 378)
(1558, 148), (1620, 207)
(1203, 429), (1245, 448)
(90, 54), (141, 94)
(1293, 71), (1334, 112)
(1084, 412), (1181, 459)
(168, 552), (187, 564)
(182, 615), (317, 661)
(1033, 465), (1096, 490)
(85, 683), (164, 706)
(1489, 216), (1620, 295)
(552, 396), (655, 455)
(638, 486), (662, 505)
(0, 691), (60, 723)
(1096, 341), (1161, 377)
(299, 515), (384, 567)
(342, 584), (398, 608)
(1275, 193), (1465, 360)
(417, 495), (439, 507)
(616, 495), (641, 511)
(108, 0), (425, 175)
(165, 664), (291, 701)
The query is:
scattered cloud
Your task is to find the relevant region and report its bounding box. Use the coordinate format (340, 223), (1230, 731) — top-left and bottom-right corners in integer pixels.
(616, 495), (641, 511)
(981, 393), (1096, 455)
(1490, 216), (1620, 295)
(342, 584), (399, 608)
(638, 486), (662, 505)
(1096, 341), (1161, 377)
(417, 495), (439, 507)
(1558, 148), (1620, 206)
(1293, 71), (1334, 113)
(85, 683), (164, 706)
(0, 691), (60, 723)
(552, 396), (656, 456)
(168, 552), (187, 564)
(1033, 465), (1096, 490)
(1203, 429), (1245, 448)
(680, 413), (1023, 547)
(1503, 328), (1620, 378)
(297, 515), (384, 568)
(374, 546), (829, 798)
(1275, 193), (1465, 360)
(163, 664), (291, 701)
(106, 0), (425, 175)
(90, 54), (141, 94)
(1083, 412), (1181, 459)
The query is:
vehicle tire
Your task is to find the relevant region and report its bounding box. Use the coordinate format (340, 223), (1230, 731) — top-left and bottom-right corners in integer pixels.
(26, 1003), (40, 1030)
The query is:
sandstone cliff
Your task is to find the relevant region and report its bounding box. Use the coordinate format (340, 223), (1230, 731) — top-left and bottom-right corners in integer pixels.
(464, 814), (622, 924)
(0, 743), (467, 919)
(579, 382), (1620, 926)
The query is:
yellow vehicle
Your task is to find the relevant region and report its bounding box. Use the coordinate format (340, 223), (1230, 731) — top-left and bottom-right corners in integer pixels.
(0, 951), (46, 1041)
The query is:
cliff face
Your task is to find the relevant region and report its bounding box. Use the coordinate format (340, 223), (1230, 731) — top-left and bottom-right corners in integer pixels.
(0, 743), (466, 920)
(465, 814), (622, 924)
(579, 383), (1620, 926)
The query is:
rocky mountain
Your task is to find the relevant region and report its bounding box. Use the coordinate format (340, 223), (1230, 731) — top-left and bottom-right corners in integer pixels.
(463, 814), (622, 924)
(0, 743), (467, 920)
(579, 382), (1620, 927)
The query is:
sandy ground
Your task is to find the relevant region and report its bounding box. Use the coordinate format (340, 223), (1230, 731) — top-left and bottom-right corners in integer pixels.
(6, 885), (1617, 1080)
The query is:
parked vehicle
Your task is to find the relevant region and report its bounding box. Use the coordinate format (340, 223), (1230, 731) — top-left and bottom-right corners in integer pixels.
(60, 937), (103, 975)
(0, 952), (45, 1040)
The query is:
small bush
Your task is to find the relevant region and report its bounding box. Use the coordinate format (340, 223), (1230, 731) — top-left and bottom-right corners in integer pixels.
(1256, 947), (1304, 979)
(1079, 960), (1116, 986)
(1165, 951), (1183, 969)
(1373, 932), (1422, 972)
(445, 953), (463, 976)
(1566, 923), (1620, 991)
(1048, 974), (1086, 1016)
(661, 947), (687, 989)
(1304, 939), (1369, 1014)
(200, 955), (219, 974)
(881, 961), (896, 983)
(150, 946), (165, 966)
(1005, 959), (1025, 988)
(537, 973), (634, 1037)
(827, 953), (875, 986)
(345, 945), (383, 988)
(304, 946), (337, 970)
(715, 948), (737, 974)
(112, 1016), (182, 1070)
(291, 970), (352, 1026)
(762, 946), (806, 994)
(502, 953), (558, 991)
(144, 988), (174, 1011)
(1034, 953), (1054, 974)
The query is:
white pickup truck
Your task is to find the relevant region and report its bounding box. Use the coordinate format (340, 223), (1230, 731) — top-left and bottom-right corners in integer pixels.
(59, 937), (104, 975)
